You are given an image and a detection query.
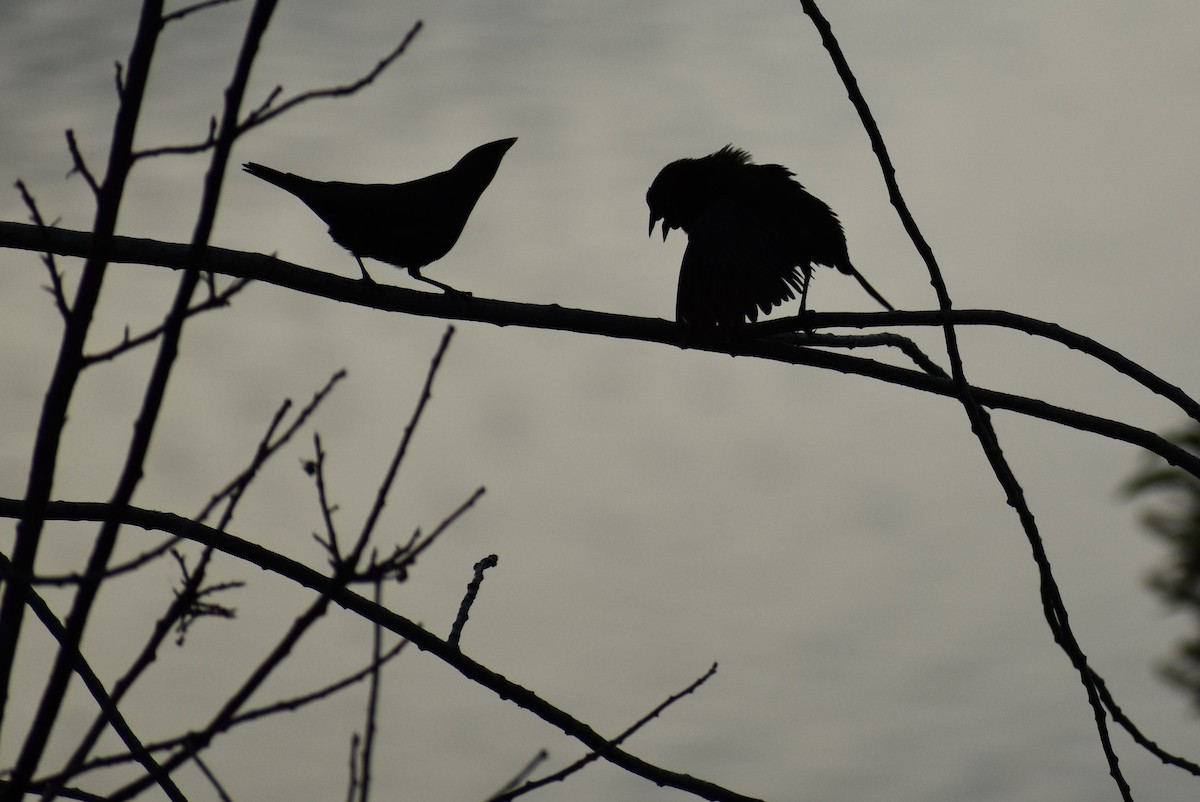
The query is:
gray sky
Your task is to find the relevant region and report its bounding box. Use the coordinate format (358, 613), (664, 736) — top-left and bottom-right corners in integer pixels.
(2, 2), (1199, 800)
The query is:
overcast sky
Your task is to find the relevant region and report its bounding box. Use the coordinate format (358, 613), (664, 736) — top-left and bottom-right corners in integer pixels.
(2, 2), (1200, 801)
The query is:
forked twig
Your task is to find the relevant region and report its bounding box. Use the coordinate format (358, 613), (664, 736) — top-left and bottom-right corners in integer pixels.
(239, 20), (423, 134)
(490, 663), (719, 801)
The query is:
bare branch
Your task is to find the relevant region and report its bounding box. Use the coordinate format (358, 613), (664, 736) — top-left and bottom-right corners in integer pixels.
(239, 20), (423, 133)
(768, 330), (948, 378)
(54, 639), (409, 785)
(133, 117), (219, 160)
(82, 277), (252, 365)
(353, 326), (454, 563)
(26, 536), (176, 586)
(0, 778), (105, 802)
(200, 369), (347, 528)
(309, 433), (344, 567)
(0, 553), (187, 802)
(43, 368), (345, 792)
(0, 0), (171, 779)
(449, 555), (499, 649)
(2, 497), (770, 802)
(6, 0), (283, 790)
(356, 579), (386, 802)
(756, 309), (1200, 424)
(343, 734), (361, 802)
(169, 548), (243, 645)
(162, 0), (242, 26)
(797, 2), (1136, 797)
(13, 181), (70, 320)
(65, 130), (101, 197)
(191, 754), (234, 802)
(486, 751), (549, 802)
(491, 663), (720, 801)
(6, 220), (1198, 442)
(359, 486), (487, 586)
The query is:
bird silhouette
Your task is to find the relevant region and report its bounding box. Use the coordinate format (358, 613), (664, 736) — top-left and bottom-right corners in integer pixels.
(647, 145), (892, 332)
(244, 137), (517, 294)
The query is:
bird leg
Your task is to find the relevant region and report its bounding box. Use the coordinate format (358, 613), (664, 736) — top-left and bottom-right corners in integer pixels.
(798, 268), (812, 316)
(354, 255), (377, 283)
(409, 268), (471, 297)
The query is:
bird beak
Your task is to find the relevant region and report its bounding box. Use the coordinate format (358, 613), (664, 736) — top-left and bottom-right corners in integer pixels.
(648, 211), (667, 240)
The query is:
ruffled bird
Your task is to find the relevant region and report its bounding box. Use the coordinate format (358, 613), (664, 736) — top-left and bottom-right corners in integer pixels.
(244, 137), (517, 294)
(647, 145), (892, 332)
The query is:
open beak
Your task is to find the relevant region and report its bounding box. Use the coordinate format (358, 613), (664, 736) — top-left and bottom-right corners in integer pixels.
(648, 213), (670, 241)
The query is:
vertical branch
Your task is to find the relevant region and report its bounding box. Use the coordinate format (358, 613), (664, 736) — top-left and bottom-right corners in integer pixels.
(0, 0), (166, 759)
(796, 3), (1132, 798)
(352, 326), (455, 563)
(7, 0), (281, 794)
(356, 578), (385, 802)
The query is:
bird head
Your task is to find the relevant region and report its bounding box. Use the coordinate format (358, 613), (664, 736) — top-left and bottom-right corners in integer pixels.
(647, 147), (747, 241)
(451, 137), (518, 189)
(646, 160), (694, 241)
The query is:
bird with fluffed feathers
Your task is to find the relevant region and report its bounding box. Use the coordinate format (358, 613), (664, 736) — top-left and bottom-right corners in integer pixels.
(647, 145), (892, 333)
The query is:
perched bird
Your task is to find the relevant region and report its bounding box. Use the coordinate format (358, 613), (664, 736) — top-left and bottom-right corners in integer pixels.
(243, 137), (517, 294)
(646, 145), (892, 332)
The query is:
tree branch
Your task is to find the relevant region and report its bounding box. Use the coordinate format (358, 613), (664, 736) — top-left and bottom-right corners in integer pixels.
(0, 498), (764, 802)
(2, 221), (1196, 480)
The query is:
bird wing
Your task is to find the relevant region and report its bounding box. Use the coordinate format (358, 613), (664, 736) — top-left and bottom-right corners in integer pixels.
(677, 199), (805, 330)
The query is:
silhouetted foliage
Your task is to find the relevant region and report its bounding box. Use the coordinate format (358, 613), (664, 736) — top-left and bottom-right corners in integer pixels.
(1126, 424), (1200, 710)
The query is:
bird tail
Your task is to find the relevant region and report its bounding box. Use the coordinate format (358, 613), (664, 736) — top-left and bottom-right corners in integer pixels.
(845, 262), (895, 311)
(243, 162), (308, 195)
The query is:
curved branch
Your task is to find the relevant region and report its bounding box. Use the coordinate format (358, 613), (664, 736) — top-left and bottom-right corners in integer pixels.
(0, 497), (762, 802)
(2, 220), (1197, 479)
(756, 311), (1200, 424)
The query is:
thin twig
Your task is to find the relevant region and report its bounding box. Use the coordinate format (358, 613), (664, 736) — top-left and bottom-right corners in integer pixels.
(162, 0), (242, 26)
(191, 754), (234, 802)
(490, 663), (719, 801)
(14, 181), (70, 320)
(354, 327), (454, 561)
(356, 578), (386, 802)
(51, 640), (408, 783)
(201, 369), (347, 528)
(83, 277), (252, 365)
(106, 562), (347, 802)
(756, 308), (1200, 425)
(238, 21), (423, 133)
(362, 486), (487, 584)
(134, 117), (218, 160)
(64, 130), (100, 197)
(0, 779), (105, 802)
(343, 735), (360, 802)
(26, 537), (177, 586)
(449, 555), (499, 648)
(486, 751), (549, 802)
(49, 368), (345, 785)
(310, 433), (343, 566)
(768, 331), (948, 377)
